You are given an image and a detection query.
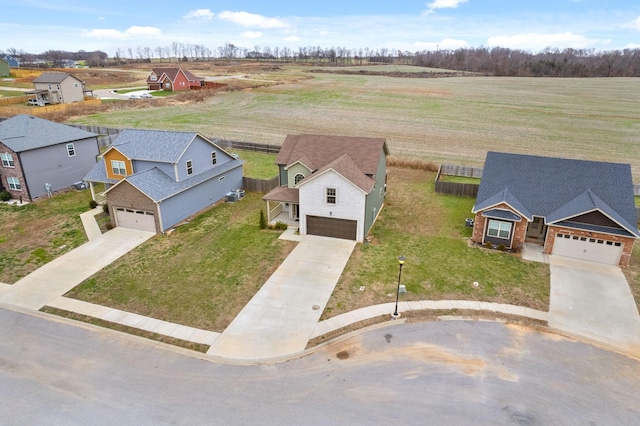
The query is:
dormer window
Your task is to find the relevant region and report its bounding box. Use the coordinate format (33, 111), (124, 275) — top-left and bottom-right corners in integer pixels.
(111, 160), (126, 175)
(294, 173), (304, 185)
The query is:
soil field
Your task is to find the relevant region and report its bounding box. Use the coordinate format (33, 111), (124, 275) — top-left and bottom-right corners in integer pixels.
(69, 65), (640, 176)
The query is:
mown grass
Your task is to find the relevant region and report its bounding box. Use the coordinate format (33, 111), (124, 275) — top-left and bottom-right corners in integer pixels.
(231, 150), (277, 179)
(0, 190), (92, 283)
(323, 168), (550, 318)
(0, 89), (25, 97)
(70, 69), (640, 176)
(65, 192), (296, 331)
(439, 175), (481, 184)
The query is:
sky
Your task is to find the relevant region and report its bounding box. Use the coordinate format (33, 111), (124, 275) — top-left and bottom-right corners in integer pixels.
(2, 0), (640, 56)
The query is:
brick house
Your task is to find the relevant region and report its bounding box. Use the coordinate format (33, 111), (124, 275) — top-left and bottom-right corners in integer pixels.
(471, 151), (639, 266)
(146, 68), (204, 91)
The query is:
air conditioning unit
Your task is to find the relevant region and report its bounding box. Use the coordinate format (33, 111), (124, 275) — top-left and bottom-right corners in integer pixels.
(226, 192), (239, 202)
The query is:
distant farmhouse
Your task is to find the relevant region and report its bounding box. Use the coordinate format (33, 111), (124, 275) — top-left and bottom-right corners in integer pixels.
(0, 58), (9, 77)
(25, 72), (93, 106)
(146, 68), (205, 91)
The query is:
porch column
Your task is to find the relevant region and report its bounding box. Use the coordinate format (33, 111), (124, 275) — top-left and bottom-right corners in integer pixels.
(89, 182), (96, 201)
(266, 200), (272, 223)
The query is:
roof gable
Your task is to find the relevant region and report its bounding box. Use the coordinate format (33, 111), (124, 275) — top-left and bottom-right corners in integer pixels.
(276, 134), (388, 175)
(298, 154), (375, 193)
(33, 72), (82, 84)
(111, 129), (198, 163)
(0, 114), (97, 152)
(474, 151), (638, 233)
(147, 68), (202, 84)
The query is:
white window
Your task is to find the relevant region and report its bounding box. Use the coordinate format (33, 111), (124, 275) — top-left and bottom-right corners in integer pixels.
(326, 188), (336, 204)
(7, 177), (20, 190)
(1, 153), (14, 167)
(294, 173), (304, 185)
(186, 160), (193, 175)
(487, 220), (511, 239)
(66, 143), (75, 157)
(111, 160), (126, 175)
(211, 152), (217, 165)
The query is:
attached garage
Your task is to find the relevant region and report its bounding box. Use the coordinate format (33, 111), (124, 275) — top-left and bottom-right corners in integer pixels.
(306, 215), (357, 241)
(552, 233), (624, 265)
(115, 207), (156, 232)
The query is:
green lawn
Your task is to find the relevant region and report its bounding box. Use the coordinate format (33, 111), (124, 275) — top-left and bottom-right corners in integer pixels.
(64, 192), (296, 331)
(0, 190), (92, 283)
(231, 150), (277, 179)
(0, 89), (26, 98)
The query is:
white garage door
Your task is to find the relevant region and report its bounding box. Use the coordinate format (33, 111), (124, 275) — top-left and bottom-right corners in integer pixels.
(115, 207), (156, 232)
(552, 233), (623, 265)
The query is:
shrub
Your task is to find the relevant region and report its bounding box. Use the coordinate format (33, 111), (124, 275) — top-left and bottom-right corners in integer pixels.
(497, 243), (506, 251)
(0, 190), (11, 202)
(484, 241), (493, 249)
(275, 221), (288, 230)
(259, 209), (267, 229)
(102, 202), (109, 215)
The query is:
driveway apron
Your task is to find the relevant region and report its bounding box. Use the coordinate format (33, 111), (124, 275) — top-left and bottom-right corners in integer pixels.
(548, 255), (640, 353)
(0, 228), (154, 310)
(207, 235), (356, 360)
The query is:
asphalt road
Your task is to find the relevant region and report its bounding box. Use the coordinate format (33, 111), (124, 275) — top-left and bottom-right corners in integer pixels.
(1, 307), (639, 425)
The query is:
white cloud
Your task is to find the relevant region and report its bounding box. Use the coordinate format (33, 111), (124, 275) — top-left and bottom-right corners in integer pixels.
(242, 31), (262, 39)
(622, 16), (640, 31)
(218, 11), (288, 28)
(84, 26), (161, 40)
(414, 38), (469, 50)
(424, 0), (468, 15)
(284, 35), (300, 42)
(487, 32), (600, 50)
(184, 9), (214, 20)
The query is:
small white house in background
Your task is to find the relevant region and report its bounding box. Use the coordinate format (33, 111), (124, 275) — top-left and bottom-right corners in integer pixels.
(263, 134), (389, 242)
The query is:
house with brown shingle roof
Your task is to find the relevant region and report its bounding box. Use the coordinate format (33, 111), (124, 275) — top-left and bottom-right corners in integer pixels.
(263, 134), (389, 242)
(146, 67), (204, 91)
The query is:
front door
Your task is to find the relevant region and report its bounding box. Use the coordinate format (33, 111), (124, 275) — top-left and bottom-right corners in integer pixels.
(526, 217), (546, 241)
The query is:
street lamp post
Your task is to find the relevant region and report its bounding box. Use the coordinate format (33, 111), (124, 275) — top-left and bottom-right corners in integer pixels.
(392, 256), (405, 318)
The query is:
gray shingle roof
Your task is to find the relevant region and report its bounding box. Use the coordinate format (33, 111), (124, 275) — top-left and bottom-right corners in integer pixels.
(32, 72), (82, 84)
(299, 153), (375, 193)
(109, 129), (198, 163)
(0, 114), (98, 152)
(114, 160), (243, 202)
(473, 151), (639, 237)
(83, 157), (119, 184)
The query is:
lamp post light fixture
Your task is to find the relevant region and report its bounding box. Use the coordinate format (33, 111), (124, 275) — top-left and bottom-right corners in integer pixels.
(392, 255), (405, 318)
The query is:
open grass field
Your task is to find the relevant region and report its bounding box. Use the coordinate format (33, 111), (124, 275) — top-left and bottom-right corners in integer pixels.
(70, 66), (640, 176)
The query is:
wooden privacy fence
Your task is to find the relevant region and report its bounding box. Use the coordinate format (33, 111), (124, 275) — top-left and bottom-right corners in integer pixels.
(243, 176), (279, 193)
(434, 164), (482, 197)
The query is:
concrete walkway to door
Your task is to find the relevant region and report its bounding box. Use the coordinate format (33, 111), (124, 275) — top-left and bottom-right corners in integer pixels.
(548, 255), (640, 353)
(207, 235), (356, 360)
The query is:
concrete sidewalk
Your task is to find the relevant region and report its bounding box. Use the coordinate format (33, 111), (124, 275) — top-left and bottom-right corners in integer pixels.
(0, 227), (154, 310)
(207, 235), (356, 360)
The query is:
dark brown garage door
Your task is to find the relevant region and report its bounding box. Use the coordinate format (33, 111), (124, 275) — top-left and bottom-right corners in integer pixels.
(307, 216), (357, 240)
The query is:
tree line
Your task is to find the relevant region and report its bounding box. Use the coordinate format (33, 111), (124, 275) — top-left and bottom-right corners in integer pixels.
(3, 44), (640, 77)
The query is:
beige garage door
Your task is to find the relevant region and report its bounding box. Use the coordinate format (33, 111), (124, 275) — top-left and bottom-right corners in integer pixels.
(552, 233), (623, 265)
(307, 216), (357, 240)
(115, 207), (156, 232)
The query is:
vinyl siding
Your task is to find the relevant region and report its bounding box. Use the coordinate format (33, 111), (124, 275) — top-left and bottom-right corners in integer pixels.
(158, 165), (243, 231)
(175, 136), (233, 181)
(19, 137), (99, 198)
(287, 163), (311, 187)
(364, 152), (387, 235)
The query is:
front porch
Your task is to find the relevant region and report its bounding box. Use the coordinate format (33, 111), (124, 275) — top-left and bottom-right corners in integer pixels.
(269, 211), (299, 229)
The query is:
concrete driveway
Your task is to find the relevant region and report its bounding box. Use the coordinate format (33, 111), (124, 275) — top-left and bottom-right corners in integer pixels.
(0, 227), (154, 310)
(548, 255), (640, 353)
(207, 235), (356, 360)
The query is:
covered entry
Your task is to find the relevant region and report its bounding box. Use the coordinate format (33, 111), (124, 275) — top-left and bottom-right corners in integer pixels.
(115, 207), (156, 232)
(552, 233), (623, 265)
(306, 216), (357, 240)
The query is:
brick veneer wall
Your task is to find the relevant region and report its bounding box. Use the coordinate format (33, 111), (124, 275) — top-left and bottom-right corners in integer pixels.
(106, 181), (159, 233)
(471, 204), (527, 250)
(545, 226), (636, 267)
(0, 143), (29, 201)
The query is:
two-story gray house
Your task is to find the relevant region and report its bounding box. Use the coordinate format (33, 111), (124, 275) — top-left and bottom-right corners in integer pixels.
(27, 72), (89, 105)
(84, 129), (244, 233)
(0, 115), (100, 201)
